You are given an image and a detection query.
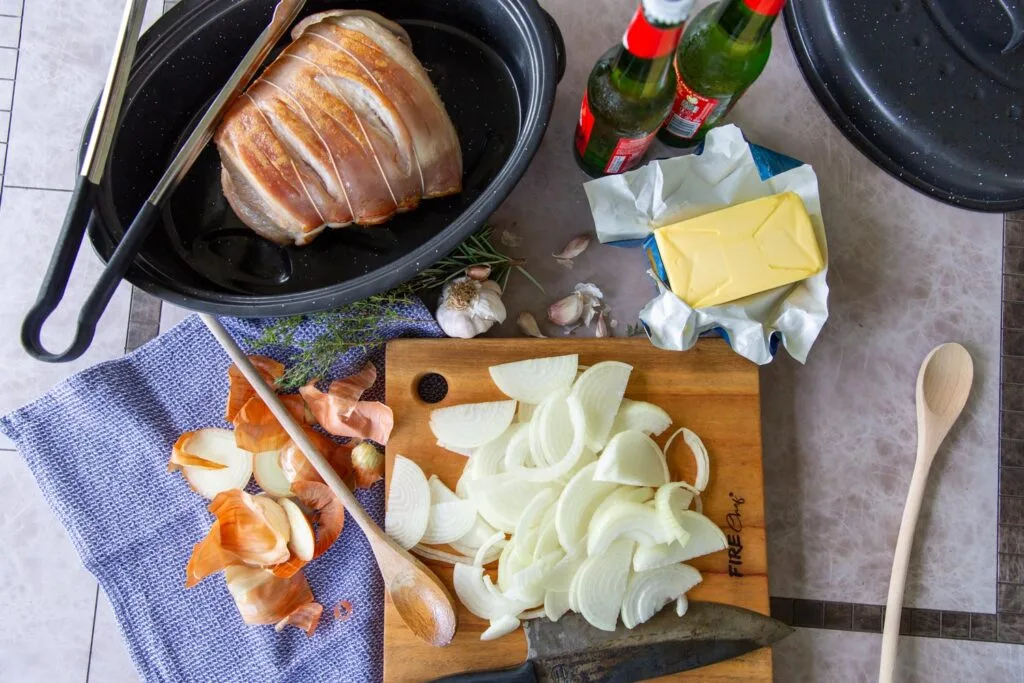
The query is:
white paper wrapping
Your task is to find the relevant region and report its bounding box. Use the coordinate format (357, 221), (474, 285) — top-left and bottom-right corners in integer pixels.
(583, 125), (829, 365)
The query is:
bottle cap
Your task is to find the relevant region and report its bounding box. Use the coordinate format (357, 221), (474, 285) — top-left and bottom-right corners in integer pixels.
(642, 0), (695, 24)
(742, 0), (785, 15)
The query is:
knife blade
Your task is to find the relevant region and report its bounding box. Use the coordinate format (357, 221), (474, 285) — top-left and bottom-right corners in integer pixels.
(432, 602), (793, 682)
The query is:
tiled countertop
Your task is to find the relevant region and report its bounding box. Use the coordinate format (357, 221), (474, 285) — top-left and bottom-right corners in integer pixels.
(0, 0), (1020, 681)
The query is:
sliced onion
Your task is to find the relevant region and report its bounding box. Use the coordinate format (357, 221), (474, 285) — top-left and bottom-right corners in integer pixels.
(676, 596), (689, 617)
(168, 430), (228, 471)
(422, 500), (478, 545)
(517, 402), (536, 423)
(554, 462), (617, 552)
(488, 354), (579, 404)
(453, 563), (529, 620)
(528, 389), (569, 466)
(512, 397), (589, 483)
(586, 501), (674, 557)
(253, 450), (292, 497)
(481, 615), (522, 641)
(280, 497), (315, 562)
(411, 544), (475, 565)
(545, 545), (585, 593)
(594, 430), (669, 487)
(574, 538), (635, 632)
(428, 475), (460, 504)
(473, 531), (508, 567)
(504, 425), (533, 470)
(620, 563), (702, 629)
(469, 426), (517, 479)
(253, 495), (291, 544)
(504, 549), (561, 605)
(497, 536), (528, 591)
(172, 428), (254, 500)
(464, 474), (560, 533)
(569, 361), (632, 450)
(610, 399), (672, 437)
(664, 427), (711, 492)
(544, 590), (571, 622)
(437, 440), (475, 457)
(430, 400), (517, 449)
(292, 481), (345, 559)
(518, 607), (546, 620)
(512, 488), (559, 555)
(532, 516), (561, 559)
(385, 454), (430, 549)
(633, 511), (728, 572)
(654, 482), (699, 545)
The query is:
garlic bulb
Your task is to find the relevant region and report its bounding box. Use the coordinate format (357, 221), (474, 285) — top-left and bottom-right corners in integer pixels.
(436, 277), (506, 338)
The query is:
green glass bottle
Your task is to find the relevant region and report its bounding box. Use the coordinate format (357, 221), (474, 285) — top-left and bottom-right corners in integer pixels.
(657, 0), (782, 147)
(573, 0), (694, 177)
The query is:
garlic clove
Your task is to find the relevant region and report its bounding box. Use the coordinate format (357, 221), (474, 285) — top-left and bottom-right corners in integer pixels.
(466, 264), (492, 281)
(595, 312), (609, 338)
(517, 311), (546, 338)
(552, 235), (591, 260)
(548, 293), (584, 326)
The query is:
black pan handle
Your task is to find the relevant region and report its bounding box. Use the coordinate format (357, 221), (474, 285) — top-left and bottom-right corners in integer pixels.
(430, 662), (536, 683)
(996, 0), (1023, 53)
(540, 8), (566, 84)
(21, 196), (161, 362)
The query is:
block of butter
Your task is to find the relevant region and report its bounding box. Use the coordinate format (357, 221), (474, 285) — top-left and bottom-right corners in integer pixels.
(652, 192), (824, 309)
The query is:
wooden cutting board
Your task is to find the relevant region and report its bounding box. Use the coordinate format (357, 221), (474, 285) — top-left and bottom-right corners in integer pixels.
(383, 338), (769, 682)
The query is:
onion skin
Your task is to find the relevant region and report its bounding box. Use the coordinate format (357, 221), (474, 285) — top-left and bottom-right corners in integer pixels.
(225, 355), (285, 421)
(292, 480), (345, 559)
(232, 396), (292, 452)
(167, 431), (228, 472)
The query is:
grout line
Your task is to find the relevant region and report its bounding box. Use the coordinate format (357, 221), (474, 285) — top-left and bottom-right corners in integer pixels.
(84, 583), (99, 683)
(2, 184), (72, 192)
(0, 0), (21, 193)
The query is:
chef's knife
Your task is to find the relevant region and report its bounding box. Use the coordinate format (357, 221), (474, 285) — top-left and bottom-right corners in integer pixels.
(432, 602), (792, 683)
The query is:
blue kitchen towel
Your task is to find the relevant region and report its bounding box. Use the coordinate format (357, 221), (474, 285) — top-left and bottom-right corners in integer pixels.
(0, 300), (443, 683)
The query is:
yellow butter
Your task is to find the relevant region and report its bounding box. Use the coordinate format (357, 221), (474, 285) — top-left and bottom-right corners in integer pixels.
(652, 192), (824, 309)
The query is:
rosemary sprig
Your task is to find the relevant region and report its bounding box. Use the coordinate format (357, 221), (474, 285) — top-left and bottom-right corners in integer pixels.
(250, 225), (539, 389)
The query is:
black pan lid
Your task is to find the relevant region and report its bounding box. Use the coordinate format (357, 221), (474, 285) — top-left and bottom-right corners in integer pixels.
(784, 0), (1023, 212)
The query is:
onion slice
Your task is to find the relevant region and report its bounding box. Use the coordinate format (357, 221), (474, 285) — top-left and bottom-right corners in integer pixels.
(171, 428), (254, 500)
(488, 354), (578, 404)
(465, 474), (561, 533)
(554, 462), (617, 552)
(168, 430), (228, 471)
(574, 538), (635, 631)
(469, 426), (517, 479)
(569, 361), (632, 450)
(587, 501), (674, 556)
(620, 564), (702, 629)
(473, 532), (507, 567)
(453, 563), (530, 620)
(253, 450), (292, 497)
(385, 455), (431, 548)
(430, 400), (517, 449)
(412, 544), (475, 565)
(654, 482), (700, 545)
(664, 428), (711, 492)
(280, 498), (315, 562)
(422, 500), (478, 545)
(594, 430), (670, 487)
(292, 481), (345, 559)
(633, 512), (728, 572)
(610, 399), (672, 437)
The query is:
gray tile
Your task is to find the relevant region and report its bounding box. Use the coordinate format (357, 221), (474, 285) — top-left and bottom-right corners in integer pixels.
(1009, 220), (1024, 248)
(941, 611), (971, 639)
(998, 613), (1024, 643)
(0, 46), (15, 79)
(1004, 356), (1024, 384)
(0, 78), (12, 111)
(87, 589), (140, 683)
(1002, 439), (1024, 467)
(0, 15), (18, 47)
(6, 0), (134, 188)
(770, 596), (794, 625)
(124, 288), (161, 352)
(0, 454), (96, 682)
(998, 583), (1024, 613)
(1007, 275), (1024, 303)
(822, 601), (852, 630)
(909, 609), (941, 637)
(853, 603), (883, 632)
(1003, 414), (1024, 442)
(0, 109), (9, 142)
(1001, 465), (1024, 496)
(792, 599), (823, 628)
(970, 613), (997, 641)
(1001, 496), (1024, 526)
(1009, 247), (1024, 276)
(1006, 329), (1024, 358)
(998, 553), (1024, 583)
(0, 188), (130, 427)
(1006, 302), (1024, 331)
(772, 628), (1023, 683)
(158, 302), (191, 335)
(0, 0), (20, 17)
(1000, 524), (1024, 554)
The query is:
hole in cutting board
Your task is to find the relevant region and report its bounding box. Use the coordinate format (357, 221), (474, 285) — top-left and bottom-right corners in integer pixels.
(416, 373), (449, 404)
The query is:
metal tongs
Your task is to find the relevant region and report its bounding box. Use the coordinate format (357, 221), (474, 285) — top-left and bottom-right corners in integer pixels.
(21, 0), (305, 362)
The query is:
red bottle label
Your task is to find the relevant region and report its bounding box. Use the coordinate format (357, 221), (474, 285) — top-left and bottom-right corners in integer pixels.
(604, 131), (657, 174)
(621, 6), (683, 59)
(664, 69), (730, 140)
(575, 89), (596, 157)
(743, 0), (785, 15)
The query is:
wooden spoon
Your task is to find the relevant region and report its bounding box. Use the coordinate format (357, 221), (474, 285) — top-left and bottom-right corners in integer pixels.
(200, 314), (458, 647)
(879, 342), (974, 683)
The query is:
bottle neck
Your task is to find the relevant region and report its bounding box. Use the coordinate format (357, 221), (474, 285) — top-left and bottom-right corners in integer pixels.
(715, 0), (780, 43)
(611, 3), (687, 98)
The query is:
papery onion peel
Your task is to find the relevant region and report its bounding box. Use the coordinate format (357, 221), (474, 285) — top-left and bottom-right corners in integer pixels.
(292, 481), (345, 559)
(225, 355), (284, 422)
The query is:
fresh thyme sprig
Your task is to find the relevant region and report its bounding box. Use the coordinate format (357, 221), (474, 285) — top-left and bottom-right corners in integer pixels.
(249, 225), (538, 389)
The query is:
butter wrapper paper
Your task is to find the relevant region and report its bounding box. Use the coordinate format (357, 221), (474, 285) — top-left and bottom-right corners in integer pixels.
(583, 124), (829, 365)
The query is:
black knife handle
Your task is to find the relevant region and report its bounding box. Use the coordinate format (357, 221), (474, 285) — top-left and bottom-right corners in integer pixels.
(431, 662), (536, 683)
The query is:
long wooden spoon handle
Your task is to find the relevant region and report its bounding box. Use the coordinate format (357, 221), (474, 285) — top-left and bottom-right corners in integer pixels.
(199, 314), (376, 530)
(879, 457), (931, 683)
